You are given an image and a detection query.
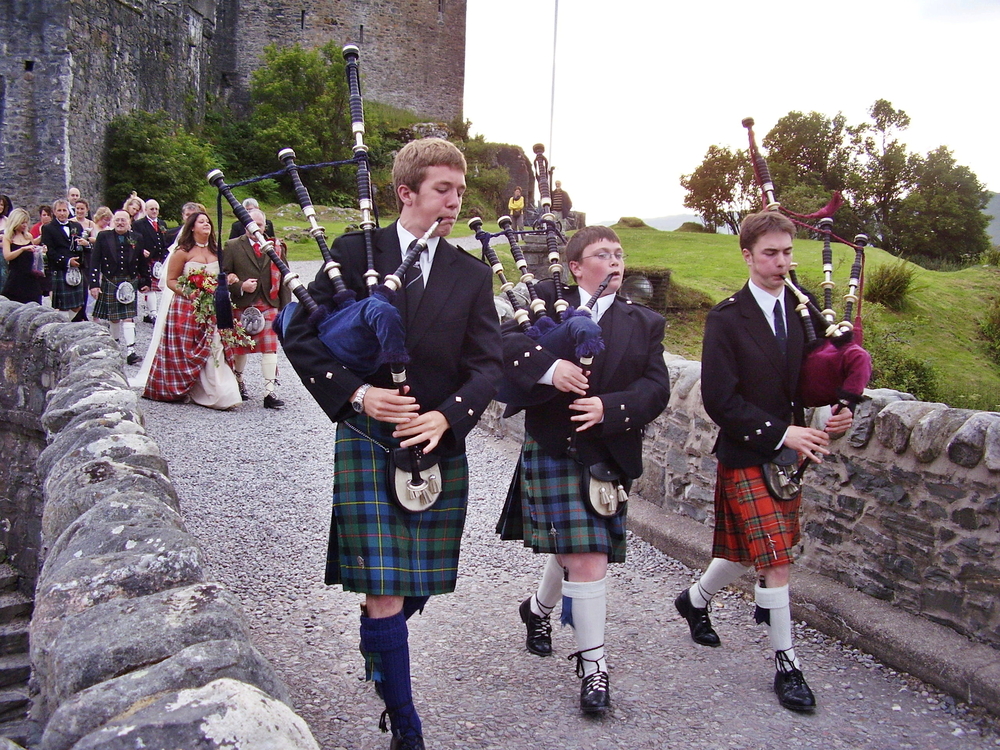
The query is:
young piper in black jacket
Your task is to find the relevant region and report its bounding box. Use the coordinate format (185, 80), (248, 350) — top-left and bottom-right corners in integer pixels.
(497, 225), (670, 713)
(673, 211), (853, 712)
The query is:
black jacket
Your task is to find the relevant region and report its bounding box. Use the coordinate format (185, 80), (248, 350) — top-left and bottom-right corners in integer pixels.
(281, 223), (503, 457)
(88, 230), (151, 288)
(132, 217), (169, 263)
(701, 283), (807, 469)
(500, 281), (670, 479)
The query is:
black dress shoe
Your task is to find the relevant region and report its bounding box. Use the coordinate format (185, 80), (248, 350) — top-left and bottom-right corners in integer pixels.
(519, 597), (552, 656)
(126, 352), (141, 366)
(143, 315), (155, 324)
(774, 666), (816, 712)
(674, 589), (721, 647)
(579, 670), (611, 713)
(237, 381), (250, 400)
(263, 393), (284, 409)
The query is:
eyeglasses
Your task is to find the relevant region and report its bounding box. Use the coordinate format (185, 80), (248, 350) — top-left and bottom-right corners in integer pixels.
(581, 251), (626, 262)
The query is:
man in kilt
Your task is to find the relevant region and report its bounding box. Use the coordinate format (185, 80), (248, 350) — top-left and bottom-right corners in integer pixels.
(89, 211), (151, 364)
(222, 208), (290, 409)
(672, 211), (852, 712)
(281, 138), (502, 750)
(496, 225), (670, 713)
(132, 199), (170, 323)
(43, 199), (91, 321)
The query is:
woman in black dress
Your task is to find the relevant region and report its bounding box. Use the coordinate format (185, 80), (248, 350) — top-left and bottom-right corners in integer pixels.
(2, 208), (44, 304)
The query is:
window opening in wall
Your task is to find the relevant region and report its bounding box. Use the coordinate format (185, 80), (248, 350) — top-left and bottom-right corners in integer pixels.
(301, 10), (306, 29)
(24, 61), (34, 72)
(359, 24), (364, 44)
(438, 0), (445, 21)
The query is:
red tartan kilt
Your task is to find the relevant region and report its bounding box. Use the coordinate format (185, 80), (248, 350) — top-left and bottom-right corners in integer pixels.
(711, 463), (800, 571)
(233, 304), (279, 356)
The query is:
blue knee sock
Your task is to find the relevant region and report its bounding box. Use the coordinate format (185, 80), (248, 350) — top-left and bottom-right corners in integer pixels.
(359, 611), (422, 738)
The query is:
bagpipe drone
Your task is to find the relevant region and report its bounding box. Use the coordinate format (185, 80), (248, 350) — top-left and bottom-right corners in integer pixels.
(742, 117), (873, 497)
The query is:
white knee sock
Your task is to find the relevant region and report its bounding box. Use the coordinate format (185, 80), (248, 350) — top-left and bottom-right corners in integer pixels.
(563, 577), (607, 676)
(532, 555), (564, 616)
(147, 291), (158, 317)
(754, 583), (799, 670)
(123, 321), (136, 351)
(690, 558), (751, 608)
(262, 353), (278, 394)
(109, 320), (123, 343)
(234, 354), (248, 383)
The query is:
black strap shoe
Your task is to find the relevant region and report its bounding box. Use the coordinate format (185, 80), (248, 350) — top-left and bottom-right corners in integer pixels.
(519, 596), (552, 656)
(674, 588), (721, 647)
(774, 651), (816, 711)
(237, 380), (249, 401)
(263, 393), (284, 409)
(579, 670), (611, 714)
(126, 351), (141, 366)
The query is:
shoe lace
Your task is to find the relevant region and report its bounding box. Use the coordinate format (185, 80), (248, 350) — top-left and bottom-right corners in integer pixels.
(527, 610), (552, 641)
(568, 644), (605, 678)
(581, 670), (610, 694)
(775, 648), (799, 675)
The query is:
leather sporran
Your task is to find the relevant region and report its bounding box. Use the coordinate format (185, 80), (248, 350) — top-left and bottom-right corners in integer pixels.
(387, 447), (443, 514)
(761, 447), (803, 501)
(580, 460), (629, 518)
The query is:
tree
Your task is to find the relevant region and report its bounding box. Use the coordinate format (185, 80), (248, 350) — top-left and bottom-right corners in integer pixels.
(104, 111), (213, 221)
(680, 145), (755, 234)
(847, 99), (918, 251)
(246, 42), (353, 204)
(893, 146), (991, 262)
(763, 110), (851, 195)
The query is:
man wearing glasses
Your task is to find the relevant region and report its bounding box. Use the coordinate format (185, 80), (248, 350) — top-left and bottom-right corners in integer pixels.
(496, 225), (671, 714)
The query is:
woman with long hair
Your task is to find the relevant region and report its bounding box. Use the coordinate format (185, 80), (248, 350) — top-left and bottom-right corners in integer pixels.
(2, 208), (44, 304)
(142, 211), (242, 409)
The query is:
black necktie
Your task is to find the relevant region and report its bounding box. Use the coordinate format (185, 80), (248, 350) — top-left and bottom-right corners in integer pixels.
(773, 298), (787, 356)
(405, 256), (424, 326)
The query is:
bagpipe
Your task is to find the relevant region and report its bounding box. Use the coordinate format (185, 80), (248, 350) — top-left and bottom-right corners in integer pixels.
(206, 44), (443, 513)
(742, 117), (873, 498)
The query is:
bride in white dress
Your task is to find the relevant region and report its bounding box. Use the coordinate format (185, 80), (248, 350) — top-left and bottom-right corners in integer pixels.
(139, 211), (241, 410)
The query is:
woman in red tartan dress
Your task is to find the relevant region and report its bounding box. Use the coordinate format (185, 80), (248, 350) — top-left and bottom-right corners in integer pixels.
(143, 212), (242, 410)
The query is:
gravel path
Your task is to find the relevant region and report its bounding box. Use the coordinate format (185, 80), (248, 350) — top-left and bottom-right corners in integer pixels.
(130, 262), (1000, 749)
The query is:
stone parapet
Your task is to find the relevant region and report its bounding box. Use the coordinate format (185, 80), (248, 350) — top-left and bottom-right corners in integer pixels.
(0, 300), (318, 749)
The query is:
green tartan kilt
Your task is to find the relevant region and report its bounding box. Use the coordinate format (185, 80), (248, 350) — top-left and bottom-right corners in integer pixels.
(50, 267), (86, 310)
(496, 437), (627, 563)
(93, 276), (139, 321)
(325, 415), (469, 597)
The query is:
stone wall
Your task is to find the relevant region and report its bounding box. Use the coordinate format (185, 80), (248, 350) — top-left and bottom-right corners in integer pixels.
(0, 300), (319, 749)
(2, 0), (467, 212)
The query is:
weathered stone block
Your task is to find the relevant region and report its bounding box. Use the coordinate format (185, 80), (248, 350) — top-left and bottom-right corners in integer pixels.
(39, 642), (290, 750)
(42, 459), (178, 545)
(37, 422), (150, 478)
(910, 408), (976, 463)
(947, 412), (1000, 468)
(848, 388), (913, 448)
(42, 385), (142, 436)
(70, 678), (318, 750)
(985, 418), (1000, 472)
(874, 400), (946, 453)
(37, 583), (250, 714)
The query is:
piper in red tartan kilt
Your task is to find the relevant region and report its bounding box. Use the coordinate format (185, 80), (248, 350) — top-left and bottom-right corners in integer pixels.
(222, 209), (291, 409)
(142, 211), (242, 410)
(89, 211), (151, 365)
(495, 226), (670, 715)
(279, 139), (502, 750)
(673, 212), (853, 714)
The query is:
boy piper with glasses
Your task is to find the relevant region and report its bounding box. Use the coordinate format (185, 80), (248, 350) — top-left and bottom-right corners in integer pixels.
(496, 225), (670, 713)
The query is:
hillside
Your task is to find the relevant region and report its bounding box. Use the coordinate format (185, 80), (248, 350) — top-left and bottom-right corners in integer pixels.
(607, 225), (1000, 410)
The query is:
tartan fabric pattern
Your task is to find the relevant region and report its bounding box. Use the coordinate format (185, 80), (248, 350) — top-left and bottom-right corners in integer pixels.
(93, 276), (138, 321)
(143, 294), (236, 401)
(327, 415), (469, 596)
(50, 268), (86, 310)
(509, 437), (627, 563)
(711, 463), (801, 570)
(233, 303), (278, 356)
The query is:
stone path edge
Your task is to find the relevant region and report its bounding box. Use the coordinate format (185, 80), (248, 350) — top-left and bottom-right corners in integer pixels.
(627, 494), (1000, 717)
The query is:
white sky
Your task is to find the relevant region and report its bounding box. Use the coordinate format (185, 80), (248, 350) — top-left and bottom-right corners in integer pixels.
(464, 0), (1000, 223)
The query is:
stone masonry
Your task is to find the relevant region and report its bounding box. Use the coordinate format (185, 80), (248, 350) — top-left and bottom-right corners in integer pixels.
(0, 299), (319, 748)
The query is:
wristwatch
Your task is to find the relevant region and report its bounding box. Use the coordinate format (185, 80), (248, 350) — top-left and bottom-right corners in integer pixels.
(351, 383), (372, 413)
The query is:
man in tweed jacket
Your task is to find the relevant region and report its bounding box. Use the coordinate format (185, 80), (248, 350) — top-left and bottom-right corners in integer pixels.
(673, 211), (852, 713)
(282, 138), (502, 750)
